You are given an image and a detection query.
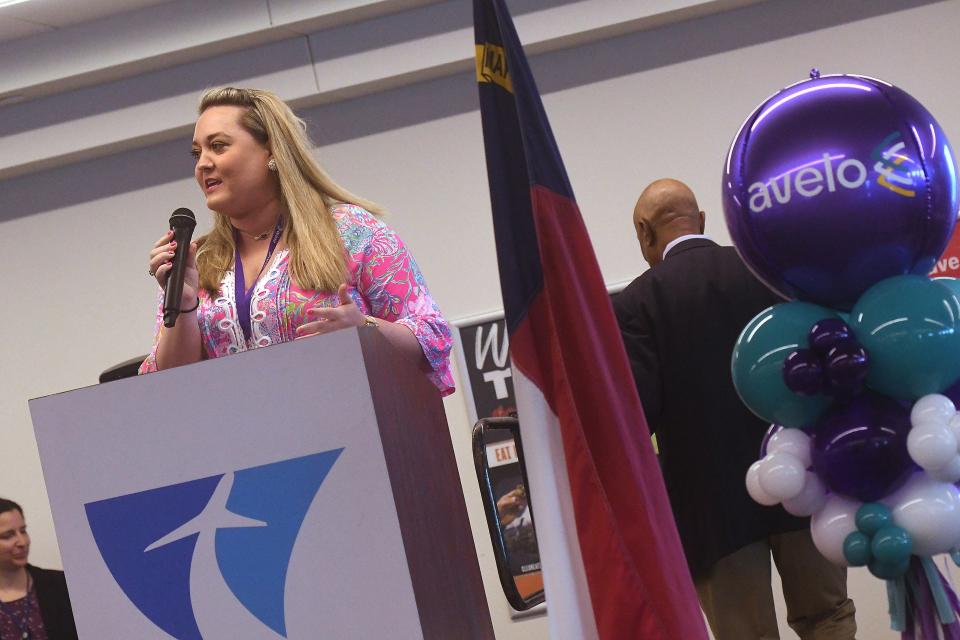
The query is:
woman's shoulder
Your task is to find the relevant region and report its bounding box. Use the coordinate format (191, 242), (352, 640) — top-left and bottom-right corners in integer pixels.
(331, 203), (397, 255)
(330, 202), (383, 229)
(330, 202), (410, 266)
(27, 564), (64, 576)
(27, 564), (67, 587)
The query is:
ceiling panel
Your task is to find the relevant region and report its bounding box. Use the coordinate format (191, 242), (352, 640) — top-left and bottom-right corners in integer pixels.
(0, 0), (176, 33)
(0, 16), (50, 41)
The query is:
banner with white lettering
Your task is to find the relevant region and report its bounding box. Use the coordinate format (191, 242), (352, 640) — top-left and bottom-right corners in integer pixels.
(458, 316), (516, 423)
(456, 291), (623, 425)
(932, 226), (960, 278)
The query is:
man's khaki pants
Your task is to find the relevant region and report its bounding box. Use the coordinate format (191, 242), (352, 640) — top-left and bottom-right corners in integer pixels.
(694, 529), (857, 640)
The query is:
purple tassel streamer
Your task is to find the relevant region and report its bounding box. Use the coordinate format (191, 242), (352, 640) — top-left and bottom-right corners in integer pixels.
(940, 570), (960, 640)
(910, 562), (940, 640)
(899, 558), (960, 639)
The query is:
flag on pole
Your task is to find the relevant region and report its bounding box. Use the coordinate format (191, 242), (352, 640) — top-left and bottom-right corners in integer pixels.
(473, 1), (708, 638)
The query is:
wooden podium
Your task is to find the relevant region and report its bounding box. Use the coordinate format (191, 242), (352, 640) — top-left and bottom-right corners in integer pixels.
(30, 329), (493, 639)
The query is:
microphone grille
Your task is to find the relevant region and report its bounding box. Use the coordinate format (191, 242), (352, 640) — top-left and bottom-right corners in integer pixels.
(169, 207), (197, 229)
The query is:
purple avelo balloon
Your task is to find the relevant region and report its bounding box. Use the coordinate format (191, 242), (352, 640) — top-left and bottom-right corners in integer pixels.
(723, 74), (959, 311)
(811, 391), (916, 501)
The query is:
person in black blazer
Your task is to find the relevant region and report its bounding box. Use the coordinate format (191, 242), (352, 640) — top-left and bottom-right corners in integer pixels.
(613, 179), (856, 640)
(0, 498), (78, 640)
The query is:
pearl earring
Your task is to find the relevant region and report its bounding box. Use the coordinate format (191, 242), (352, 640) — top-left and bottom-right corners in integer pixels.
(267, 158), (278, 172)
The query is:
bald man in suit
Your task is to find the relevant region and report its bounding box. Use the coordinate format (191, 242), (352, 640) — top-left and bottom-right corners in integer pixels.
(613, 179), (856, 640)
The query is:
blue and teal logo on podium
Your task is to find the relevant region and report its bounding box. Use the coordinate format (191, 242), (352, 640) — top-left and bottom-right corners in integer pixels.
(84, 449), (343, 639)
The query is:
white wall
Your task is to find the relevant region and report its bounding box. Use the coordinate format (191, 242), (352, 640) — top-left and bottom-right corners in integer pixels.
(1, 0), (958, 638)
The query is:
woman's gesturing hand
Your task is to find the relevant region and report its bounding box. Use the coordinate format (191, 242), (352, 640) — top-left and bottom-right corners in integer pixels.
(148, 230), (199, 308)
(295, 284), (366, 339)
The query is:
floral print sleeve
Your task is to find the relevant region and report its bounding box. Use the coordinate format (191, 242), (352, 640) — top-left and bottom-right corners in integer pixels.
(138, 288), (164, 375)
(337, 205), (455, 395)
(138, 288), (211, 374)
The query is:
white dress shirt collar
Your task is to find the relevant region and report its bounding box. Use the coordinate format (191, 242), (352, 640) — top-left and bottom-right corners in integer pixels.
(662, 234), (710, 260)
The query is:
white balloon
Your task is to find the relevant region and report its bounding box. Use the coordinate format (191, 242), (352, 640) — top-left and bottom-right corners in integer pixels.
(949, 413), (960, 443)
(810, 494), (861, 565)
(907, 422), (959, 470)
(929, 455), (960, 483)
(746, 460), (779, 506)
(783, 471), (828, 517)
(911, 394), (956, 427)
(758, 452), (807, 501)
(886, 472), (960, 556)
(767, 429), (812, 468)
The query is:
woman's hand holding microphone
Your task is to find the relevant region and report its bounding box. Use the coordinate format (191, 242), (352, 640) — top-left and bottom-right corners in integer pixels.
(149, 230), (199, 312)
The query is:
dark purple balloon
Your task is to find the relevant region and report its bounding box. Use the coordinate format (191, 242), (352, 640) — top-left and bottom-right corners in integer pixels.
(824, 339), (869, 395)
(811, 392), (916, 501)
(723, 74), (959, 311)
(809, 318), (852, 357)
(783, 348), (824, 395)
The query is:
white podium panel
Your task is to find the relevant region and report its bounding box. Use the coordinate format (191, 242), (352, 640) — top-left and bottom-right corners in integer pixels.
(31, 332), (427, 639)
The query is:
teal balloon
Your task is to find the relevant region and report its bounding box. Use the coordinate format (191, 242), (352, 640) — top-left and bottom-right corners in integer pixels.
(850, 275), (960, 400)
(936, 276), (960, 302)
(869, 555), (911, 580)
(855, 502), (892, 536)
(842, 531), (872, 567)
(871, 525), (913, 565)
(732, 302), (837, 427)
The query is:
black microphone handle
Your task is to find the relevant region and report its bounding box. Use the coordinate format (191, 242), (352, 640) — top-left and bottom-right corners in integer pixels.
(163, 217), (196, 328)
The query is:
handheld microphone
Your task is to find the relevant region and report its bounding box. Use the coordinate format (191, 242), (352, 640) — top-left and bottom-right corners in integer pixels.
(163, 208), (197, 328)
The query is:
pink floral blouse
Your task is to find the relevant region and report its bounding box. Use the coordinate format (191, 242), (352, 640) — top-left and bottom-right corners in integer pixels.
(140, 204), (455, 395)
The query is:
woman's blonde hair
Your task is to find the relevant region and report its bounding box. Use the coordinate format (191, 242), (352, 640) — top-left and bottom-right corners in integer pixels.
(195, 87), (383, 295)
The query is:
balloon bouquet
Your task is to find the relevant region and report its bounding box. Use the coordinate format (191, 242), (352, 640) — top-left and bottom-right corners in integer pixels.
(725, 71), (960, 638)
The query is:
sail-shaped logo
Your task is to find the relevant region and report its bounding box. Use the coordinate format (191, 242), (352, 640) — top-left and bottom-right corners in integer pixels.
(84, 449), (343, 639)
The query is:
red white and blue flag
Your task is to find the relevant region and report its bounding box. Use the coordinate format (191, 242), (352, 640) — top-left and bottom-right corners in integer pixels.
(473, 1), (707, 638)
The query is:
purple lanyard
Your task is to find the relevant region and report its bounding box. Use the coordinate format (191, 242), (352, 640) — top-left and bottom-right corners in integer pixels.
(234, 219), (283, 341)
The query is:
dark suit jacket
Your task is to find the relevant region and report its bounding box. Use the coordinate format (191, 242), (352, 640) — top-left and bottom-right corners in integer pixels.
(27, 564), (78, 640)
(613, 238), (806, 578)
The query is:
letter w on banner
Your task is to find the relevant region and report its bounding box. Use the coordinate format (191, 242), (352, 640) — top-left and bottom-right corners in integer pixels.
(473, 1), (707, 638)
